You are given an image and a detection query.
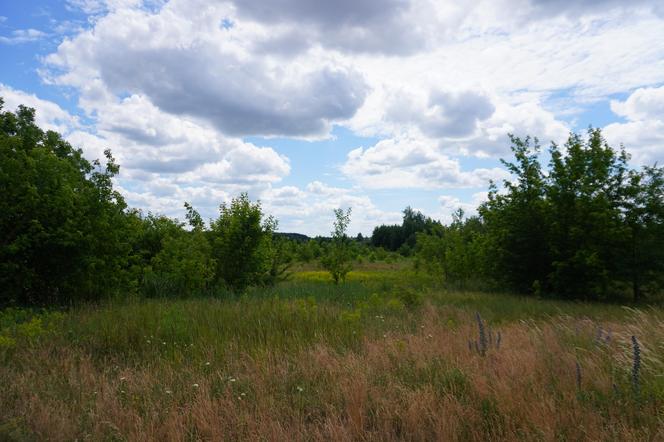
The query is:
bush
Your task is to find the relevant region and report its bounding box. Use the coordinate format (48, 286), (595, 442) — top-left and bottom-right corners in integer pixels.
(209, 193), (276, 292)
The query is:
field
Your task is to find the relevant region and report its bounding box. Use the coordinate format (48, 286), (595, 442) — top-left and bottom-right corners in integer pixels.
(1, 266), (663, 441)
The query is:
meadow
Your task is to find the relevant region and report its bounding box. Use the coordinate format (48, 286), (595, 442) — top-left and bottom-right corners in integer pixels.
(1, 265), (663, 441)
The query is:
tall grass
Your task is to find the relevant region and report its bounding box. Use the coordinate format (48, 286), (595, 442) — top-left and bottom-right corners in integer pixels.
(1, 277), (662, 441)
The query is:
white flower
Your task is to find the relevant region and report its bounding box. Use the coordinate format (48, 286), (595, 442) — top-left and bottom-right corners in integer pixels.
(165, 389), (172, 394)
(296, 386), (304, 393)
(192, 383), (199, 388)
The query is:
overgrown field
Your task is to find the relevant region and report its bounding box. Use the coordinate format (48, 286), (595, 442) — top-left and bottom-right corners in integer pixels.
(1, 270), (663, 441)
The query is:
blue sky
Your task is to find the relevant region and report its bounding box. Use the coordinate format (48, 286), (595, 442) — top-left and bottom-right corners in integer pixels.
(1, 0), (663, 235)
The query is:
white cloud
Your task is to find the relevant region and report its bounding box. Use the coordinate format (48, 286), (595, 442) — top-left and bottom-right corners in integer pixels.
(0, 28), (47, 44)
(262, 181), (402, 235)
(435, 191), (488, 223)
(610, 86), (664, 121)
(4, 0), (662, 232)
(603, 86), (664, 165)
(45, 0), (368, 138)
(0, 84), (78, 133)
(341, 136), (509, 189)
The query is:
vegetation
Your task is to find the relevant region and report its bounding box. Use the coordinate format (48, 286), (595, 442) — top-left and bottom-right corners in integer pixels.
(416, 131), (664, 302)
(321, 208), (354, 284)
(1, 273), (662, 441)
(371, 207), (439, 255)
(1, 100), (664, 440)
(0, 100), (133, 305)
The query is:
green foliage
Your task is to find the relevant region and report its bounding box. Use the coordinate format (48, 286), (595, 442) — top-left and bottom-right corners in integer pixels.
(371, 206), (440, 253)
(415, 209), (487, 289)
(480, 135), (550, 293)
(0, 101), (134, 306)
(143, 229), (215, 298)
(208, 193), (277, 292)
(321, 208), (353, 284)
(415, 129), (663, 301)
(478, 129), (664, 300)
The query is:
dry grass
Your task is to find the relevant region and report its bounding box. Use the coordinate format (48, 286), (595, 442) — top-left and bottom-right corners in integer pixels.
(1, 295), (663, 441)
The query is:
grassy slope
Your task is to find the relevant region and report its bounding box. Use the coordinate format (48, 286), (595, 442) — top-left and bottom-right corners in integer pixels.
(1, 267), (662, 441)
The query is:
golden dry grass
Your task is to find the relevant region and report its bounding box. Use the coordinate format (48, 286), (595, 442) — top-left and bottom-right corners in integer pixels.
(1, 299), (662, 441)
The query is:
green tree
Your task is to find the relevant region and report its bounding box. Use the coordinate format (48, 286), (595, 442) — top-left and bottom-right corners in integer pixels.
(143, 230), (215, 297)
(321, 208), (353, 284)
(208, 193), (276, 291)
(479, 135), (550, 293)
(621, 165), (664, 301)
(545, 129), (628, 299)
(0, 100), (134, 305)
(415, 209), (487, 288)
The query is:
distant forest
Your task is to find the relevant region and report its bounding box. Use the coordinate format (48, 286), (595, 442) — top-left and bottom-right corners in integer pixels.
(2, 99), (663, 306)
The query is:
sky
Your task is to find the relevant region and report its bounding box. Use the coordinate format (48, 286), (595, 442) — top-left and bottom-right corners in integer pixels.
(1, 0), (663, 236)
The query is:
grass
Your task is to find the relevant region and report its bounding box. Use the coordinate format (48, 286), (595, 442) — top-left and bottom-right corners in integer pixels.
(1, 266), (663, 441)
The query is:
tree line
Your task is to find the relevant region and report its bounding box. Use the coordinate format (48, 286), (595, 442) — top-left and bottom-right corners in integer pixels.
(415, 131), (664, 302)
(1, 100), (662, 306)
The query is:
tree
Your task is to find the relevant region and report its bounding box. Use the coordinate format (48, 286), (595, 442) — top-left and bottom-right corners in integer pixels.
(321, 208), (353, 284)
(0, 100), (134, 306)
(545, 129), (628, 299)
(620, 165), (664, 301)
(479, 135), (550, 293)
(208, 193), (276, 292)
(477, 128), (664, 301)
(415, 209), (487, 288)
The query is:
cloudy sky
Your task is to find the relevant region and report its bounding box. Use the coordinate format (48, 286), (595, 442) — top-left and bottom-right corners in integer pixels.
(1, 0), (663, 235)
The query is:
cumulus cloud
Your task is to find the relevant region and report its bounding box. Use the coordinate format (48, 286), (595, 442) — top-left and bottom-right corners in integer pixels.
(435, 191), (489, 223)
(231, 0), (430, 54)
(46, 0), (368, 138)
(376, 89), (569, 157)
(262, 181), (402, 235)
(342, 136), (509, 189)
(8, 0), (662, 231)
(603, 86), (664, 165)
(0, 84), (78, 133)
(610, 86), (664, 121)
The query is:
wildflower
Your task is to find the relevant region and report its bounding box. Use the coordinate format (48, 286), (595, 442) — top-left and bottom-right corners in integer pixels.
(427, 334), (433, 339)
(162, 342), (166, 345)
(205, 362), (211, 366)
(192, 383), (199, 388)
(631, 335), (641, 397)
(296, 386), (304, 393)
(241, 392), (246, 396)
(230, 377), (236, 382)
(165, 389), (172, 394)
(475, 312), (487, 356)
(120, 377), (126, 381)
